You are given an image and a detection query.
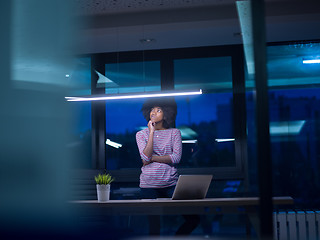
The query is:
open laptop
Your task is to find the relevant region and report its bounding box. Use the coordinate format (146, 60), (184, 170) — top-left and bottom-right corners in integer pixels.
(171, 175), (213, 200)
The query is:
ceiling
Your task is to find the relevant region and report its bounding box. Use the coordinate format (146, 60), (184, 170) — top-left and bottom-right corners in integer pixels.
(72, 0), (320, 54)
(74, 0), (237, 15)
(9, 0), (320, 90)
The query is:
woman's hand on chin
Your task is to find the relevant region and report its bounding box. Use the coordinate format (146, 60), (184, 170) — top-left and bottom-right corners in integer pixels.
(148, 120), (156, 133)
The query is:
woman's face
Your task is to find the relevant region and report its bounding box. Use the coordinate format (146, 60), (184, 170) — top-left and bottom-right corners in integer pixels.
(149, 106), (164, 123)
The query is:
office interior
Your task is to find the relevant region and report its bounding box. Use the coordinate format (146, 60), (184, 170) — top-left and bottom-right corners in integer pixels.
(1, 0), (320, 239)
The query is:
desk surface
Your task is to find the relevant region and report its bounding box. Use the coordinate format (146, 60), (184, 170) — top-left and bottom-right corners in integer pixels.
(71, 196), (293, 208)
(70, 197), (294, 235)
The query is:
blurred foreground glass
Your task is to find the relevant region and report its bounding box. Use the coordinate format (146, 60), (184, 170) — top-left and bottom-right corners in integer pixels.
(1, 0), (81, 237)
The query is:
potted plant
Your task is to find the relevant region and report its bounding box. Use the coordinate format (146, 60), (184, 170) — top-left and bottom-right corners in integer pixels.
(94, 173), (114, 202)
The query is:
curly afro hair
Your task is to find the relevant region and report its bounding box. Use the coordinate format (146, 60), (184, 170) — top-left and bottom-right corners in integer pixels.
(141, 97), (177, 129)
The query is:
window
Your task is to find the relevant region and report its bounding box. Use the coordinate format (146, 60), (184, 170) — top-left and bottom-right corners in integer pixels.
(246, 42), (320, 206)
(268, 43), (320, 205)
(174, 57), (233, 91)
(90, 46), (245, 185)
(105, 98), (146, 169)
(174, 57), (235, 168)
(104, 61), (161, 94)
(104, 61), (161, 169)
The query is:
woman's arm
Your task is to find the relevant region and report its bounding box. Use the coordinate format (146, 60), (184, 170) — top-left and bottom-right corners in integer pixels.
(151, 155), (172, 164)
(136, 133), (152, 165)
(136, 120), (156, 165)
(142, 121), (155, 159)
(151, 129), (182, 165)
(168, 129), (182, 164)
(140, 131), (154, 165)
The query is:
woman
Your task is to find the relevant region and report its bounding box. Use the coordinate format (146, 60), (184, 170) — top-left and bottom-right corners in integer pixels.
(136, 97), (200, 236)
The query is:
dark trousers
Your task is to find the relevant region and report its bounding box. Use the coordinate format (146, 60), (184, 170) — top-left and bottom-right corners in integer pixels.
(140, 186), (200, 236)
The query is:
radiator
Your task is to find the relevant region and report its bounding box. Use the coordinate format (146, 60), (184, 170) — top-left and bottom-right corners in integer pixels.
(273, 211), (320, 240)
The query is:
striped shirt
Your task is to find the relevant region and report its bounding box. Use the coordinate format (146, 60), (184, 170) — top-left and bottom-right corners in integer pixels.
(136, 128), (182, 188)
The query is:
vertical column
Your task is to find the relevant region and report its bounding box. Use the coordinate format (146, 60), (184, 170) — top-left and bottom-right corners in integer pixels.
(160, 56), (175, 128)
(91, 54), (106, 169)
(232, 46), (249, 190)
(250, 0), (273, 239)
(160, 56), (174, 90)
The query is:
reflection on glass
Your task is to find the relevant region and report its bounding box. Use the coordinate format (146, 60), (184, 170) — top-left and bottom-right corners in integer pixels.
(174, 56), (235, 168)
(267, 43), (320, 88)
(268, 88), (320, 207)
(246, 42), (320, 207)
(174, 57), (232, 91)
(67, 57), (92, 169)
(68, 57), (92, 96)
(11, 1), (75, 88)
(105, 93), (235, 169)
(105, 98), (146, 170)
(68, 102), (92, 169)
(176, 93), (235, 168)
(105, 61), (161, 94)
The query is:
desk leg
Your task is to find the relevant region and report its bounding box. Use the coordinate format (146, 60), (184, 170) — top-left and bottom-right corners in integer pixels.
(148, 215), (161, 235)
(247, 212), (261, 239)
(246, 215), (252, 238)
(127, 215), (131, 228)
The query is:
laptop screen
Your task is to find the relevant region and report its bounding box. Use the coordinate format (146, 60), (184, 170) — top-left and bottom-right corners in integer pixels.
(171, 175), (213, 200)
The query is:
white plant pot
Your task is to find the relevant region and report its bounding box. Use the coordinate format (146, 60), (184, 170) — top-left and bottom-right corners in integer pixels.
(96, 184), (110, 202)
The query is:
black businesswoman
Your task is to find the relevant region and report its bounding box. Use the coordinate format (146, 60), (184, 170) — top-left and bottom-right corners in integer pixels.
(136, 97), (200, 236)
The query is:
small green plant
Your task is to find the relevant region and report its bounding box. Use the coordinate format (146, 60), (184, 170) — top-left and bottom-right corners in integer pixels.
(94, 173), (115, 185)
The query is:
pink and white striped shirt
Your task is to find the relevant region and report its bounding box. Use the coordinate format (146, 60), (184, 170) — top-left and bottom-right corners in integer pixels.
(136, 128), (182, 188)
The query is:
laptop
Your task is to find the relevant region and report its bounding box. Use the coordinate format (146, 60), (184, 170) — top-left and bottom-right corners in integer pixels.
(171, 175), (213, 200)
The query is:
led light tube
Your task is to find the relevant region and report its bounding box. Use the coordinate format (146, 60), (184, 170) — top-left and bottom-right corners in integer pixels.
(182, 140), (198, 144)
(66, 89), (202, 101)
(106, 139), (122, 148)
(215, 138), (235, 142)
(303, 59), (320, 64)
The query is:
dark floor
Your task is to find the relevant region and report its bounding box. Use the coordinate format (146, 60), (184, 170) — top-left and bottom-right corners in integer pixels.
(73, 214), (258, 240)
(0, 213), (259, 240)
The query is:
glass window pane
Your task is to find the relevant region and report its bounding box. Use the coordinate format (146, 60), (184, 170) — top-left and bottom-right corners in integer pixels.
(174, 57), (235, 168)
(104, 61), (161, 169)
(105, 99), (149, 170)
(104, 57), (237, 170)
(246, 42), (320, 205)
(267, 43), (320, 88)
(269, 88), (320, 206)
(174, 57), (233, 91)
(104, 61), (161, 94)
(267, 43), (320, 207)
(68, 57), (92, 96)
(176, 93), (235, 168)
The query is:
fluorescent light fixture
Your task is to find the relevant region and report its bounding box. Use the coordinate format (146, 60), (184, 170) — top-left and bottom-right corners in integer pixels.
(270, 120), (305, 136)
(66, 89), (202, 102)
(215, 138), (235, 143)
(182, 140), (198, 144)
(303, 59), (320, 64)
(106, 139), (122, 148)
